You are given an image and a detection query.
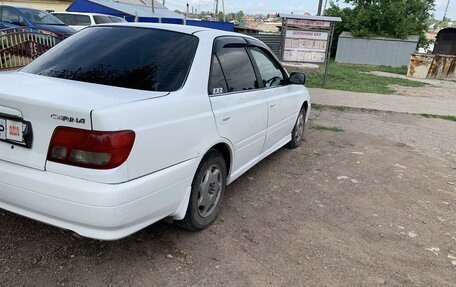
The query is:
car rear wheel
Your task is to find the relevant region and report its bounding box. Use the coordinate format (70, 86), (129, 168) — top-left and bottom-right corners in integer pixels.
(177, 149), (227, 231)
(287, 107), (306, 149)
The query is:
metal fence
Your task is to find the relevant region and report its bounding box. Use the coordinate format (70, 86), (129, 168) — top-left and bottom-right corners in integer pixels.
(0, 27), (64, 71)
(251, 34), (282, 58)
(335, 32), (419, 67)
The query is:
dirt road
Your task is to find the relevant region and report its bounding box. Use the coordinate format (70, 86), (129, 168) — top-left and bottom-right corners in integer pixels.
(1, 109), (455, 287)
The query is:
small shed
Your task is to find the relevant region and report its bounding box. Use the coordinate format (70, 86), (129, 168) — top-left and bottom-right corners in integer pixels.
(433, 28), (456, 55)
(336, 32), (419, 67)
(408, 28), (456, 79)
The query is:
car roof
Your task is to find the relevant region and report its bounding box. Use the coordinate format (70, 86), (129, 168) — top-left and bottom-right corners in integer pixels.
(98, 23), (255, 39)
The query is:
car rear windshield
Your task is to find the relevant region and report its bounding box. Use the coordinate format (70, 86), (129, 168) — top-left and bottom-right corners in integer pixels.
(22, 26), (199, 92)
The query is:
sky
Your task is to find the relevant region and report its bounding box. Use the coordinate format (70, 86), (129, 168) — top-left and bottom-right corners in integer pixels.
(163, 0), (456, 20)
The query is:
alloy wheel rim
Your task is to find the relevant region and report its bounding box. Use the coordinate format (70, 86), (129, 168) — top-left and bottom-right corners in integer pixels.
(295, 112), (305, 142)
(197, 165), (223, 218)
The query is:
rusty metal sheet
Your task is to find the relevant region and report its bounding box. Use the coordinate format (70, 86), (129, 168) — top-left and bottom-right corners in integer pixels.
(407, 54), (456, 79)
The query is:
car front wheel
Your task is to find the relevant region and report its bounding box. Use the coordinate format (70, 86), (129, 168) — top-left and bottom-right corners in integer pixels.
(287, 107), (306, 149)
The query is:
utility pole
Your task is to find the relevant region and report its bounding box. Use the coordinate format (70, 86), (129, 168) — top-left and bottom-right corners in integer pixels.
(322, 0), (328, 16)
(222, 0), (226, 22)
(317, 0), (323, 16)
(214, 0), (219, 17)
(162, 0), (165, 6)
(443, 0), (451, 21)
(151, 0), (155, 14)
(186, 3), (190, 17)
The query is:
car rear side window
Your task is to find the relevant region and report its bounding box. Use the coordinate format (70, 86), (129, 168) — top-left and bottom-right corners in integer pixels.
(209, 55), (228, 95)
(216, 45), (258, 93)
(22, 26), (199, 92)
(93, 15), (111, 24)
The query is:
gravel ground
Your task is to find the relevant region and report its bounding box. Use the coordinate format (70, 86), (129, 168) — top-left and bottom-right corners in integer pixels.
(0, 109), (455, 287)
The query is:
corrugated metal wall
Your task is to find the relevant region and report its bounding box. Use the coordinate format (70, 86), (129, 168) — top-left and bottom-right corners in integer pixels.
(250, 34), (282, 58)
(335, 32), (418, 67)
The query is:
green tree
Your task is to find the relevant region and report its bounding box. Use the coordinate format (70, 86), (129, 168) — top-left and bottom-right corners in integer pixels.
(326, 0), (435, 55)
(235, 10), (245, 22)
(218, 11), (225, 22)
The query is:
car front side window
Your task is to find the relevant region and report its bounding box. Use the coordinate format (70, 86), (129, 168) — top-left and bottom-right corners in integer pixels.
(249, 47), (285, 88)
(74, 15), (91, 26)
(1, 7), (26, 25)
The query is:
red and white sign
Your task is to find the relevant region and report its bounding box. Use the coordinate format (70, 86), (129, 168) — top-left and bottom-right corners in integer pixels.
(287, 19), (331, 29)
(285, 30), (329, 40)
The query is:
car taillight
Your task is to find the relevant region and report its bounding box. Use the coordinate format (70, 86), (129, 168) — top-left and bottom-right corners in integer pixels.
(47, 127), (135, 170)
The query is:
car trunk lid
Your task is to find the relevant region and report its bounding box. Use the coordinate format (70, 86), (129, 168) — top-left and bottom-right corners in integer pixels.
(0, 72), (167, 170)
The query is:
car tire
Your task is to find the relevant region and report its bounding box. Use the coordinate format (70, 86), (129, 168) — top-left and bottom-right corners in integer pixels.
(287, 107), (306, 149)
(177, 149), (227, 231)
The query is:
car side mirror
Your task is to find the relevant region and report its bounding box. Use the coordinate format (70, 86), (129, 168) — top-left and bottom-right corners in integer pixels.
(289, 72), (306, 85)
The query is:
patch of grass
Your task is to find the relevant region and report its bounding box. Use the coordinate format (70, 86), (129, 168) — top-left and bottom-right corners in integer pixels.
(312, 103), (323, 110)
(312, 125), (345, 132)
(360, 107), (381, 113)
(312, 104), (456, 122)
(303, 60), (427, 94)
(334, 106), (347, 112)
(312, 104), (382, 113)
(421, 114), (456, 122)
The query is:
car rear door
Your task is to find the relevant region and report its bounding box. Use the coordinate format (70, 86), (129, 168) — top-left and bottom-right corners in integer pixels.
(246, 42), (302, 152)
(208, 37), (268, 173)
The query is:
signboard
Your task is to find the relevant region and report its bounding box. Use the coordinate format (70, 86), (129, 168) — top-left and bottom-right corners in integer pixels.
(286, 19), (331, 29)
(280, 14), (341, 85)
(283, 25), (330, 63)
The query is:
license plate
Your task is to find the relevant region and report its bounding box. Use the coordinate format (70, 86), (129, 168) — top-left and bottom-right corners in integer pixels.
(0, 117), (32, 147)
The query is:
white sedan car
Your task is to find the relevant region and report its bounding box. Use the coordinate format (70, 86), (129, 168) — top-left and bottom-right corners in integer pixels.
(0, 23), (311, 240)
(52, 12), (126, 31)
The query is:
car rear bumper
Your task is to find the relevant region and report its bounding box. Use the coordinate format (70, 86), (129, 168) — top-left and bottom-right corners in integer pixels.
(0, 159), (198, 240)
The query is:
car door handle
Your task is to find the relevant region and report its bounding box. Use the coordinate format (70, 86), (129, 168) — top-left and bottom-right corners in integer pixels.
(222, 116), (232, 124)
(270, 104), (277, 110)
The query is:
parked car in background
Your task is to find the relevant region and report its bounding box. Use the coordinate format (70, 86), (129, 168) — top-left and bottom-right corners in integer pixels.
(0, 23), (310, 240)
(108, 15), (127, 23)
(0, 5), (76, 37)
(52, 12), (126, 31)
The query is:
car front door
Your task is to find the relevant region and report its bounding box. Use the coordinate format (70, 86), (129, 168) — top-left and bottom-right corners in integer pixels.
(209, 37), (268, 176)
(246, 43), (302, 152)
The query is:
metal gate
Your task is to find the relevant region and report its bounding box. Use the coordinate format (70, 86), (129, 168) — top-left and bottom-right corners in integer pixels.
(0, 27), (64, 71)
